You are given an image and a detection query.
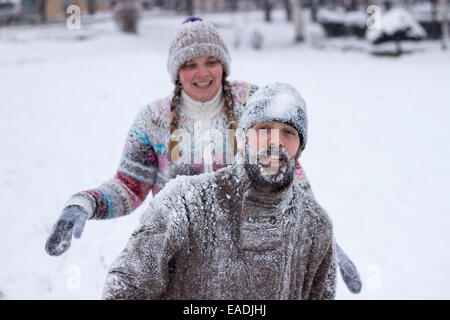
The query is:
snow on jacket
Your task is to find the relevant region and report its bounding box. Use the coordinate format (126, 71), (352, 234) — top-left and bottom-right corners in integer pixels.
(102, 161), (336, 300)
(64, 81), (312, 220)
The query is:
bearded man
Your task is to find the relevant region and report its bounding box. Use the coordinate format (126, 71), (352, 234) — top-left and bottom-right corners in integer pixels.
(103, 83), (337, 300)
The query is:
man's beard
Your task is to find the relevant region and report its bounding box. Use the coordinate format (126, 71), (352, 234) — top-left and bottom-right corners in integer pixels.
(244, 144), (297, 192)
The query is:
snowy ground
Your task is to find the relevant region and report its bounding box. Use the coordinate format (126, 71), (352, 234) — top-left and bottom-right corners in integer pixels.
(1, 9), (450, 300)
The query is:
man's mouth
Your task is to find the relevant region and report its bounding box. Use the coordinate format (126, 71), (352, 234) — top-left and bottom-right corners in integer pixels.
(194, 80), (213, 89)
(260, 152), (285, 166)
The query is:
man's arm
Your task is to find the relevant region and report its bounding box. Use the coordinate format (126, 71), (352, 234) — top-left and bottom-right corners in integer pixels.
(102, 191), (189, 299)
(308, 240), (337, 300)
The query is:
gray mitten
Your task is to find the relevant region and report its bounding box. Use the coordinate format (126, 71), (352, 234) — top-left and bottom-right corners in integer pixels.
(336, 244), (362, 294)
(45, 205), (88, 256)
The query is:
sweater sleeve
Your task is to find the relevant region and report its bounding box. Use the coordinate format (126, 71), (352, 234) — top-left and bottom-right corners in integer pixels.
(64, 105), (160, 219)
(293, 160), (314, 198)
(102, 188), (189, 300)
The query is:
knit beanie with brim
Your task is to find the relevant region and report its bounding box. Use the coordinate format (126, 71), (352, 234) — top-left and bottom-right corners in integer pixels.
(238, 82), (308, 151)
(167, 16), (231, 83)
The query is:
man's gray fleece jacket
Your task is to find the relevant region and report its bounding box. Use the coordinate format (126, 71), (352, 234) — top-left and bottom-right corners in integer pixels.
(103, 163), (337, 300)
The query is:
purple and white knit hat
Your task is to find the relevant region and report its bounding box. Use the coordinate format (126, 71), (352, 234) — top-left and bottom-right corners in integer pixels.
(167, 16), (231, 83)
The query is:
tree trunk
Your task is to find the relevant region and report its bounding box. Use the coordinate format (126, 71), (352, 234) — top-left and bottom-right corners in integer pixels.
(290, 0), (304, 42)
(349, 0), (358, 11)
(311, 0), (318, 22)
(395, 40), (402, 55)
(263, 0), (272, 22)
(284, 0), (292, 22)
(186, 0), (194, 16)
(229, 0), (238, 11)
(431, 0), (438, 22)
(441, 0), (450, 49)
(88, 0), (96, 15)
(37, 0), (47, 23)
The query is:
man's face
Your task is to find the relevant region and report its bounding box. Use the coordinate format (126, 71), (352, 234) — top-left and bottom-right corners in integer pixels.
(246, 121), (301, 164)
(243, 121), (301, 191)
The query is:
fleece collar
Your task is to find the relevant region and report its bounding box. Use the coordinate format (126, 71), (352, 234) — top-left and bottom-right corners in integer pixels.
(180, 88), (223, 121)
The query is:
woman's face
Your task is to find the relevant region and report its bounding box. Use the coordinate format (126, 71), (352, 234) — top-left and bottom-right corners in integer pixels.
(178, 56), (223, 102)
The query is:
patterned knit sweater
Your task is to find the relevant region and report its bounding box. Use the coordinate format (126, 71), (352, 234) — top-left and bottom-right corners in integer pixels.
(65, 81), (312, 220)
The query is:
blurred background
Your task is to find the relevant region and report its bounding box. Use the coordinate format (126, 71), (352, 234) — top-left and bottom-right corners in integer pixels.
(1, 0), (449, 300)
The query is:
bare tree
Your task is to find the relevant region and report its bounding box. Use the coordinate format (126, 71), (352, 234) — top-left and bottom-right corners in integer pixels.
(37, 0), (47, 23)
(114, 0), (140, 33)
(284, 0), (292, 21)
(263, 0), (273, 22)
(431, 0), (438, 22)
(186, 0), (194, 16)
(229, 0), (238, 11)
(311, 0), (318, 22)
(441, 0), (450, 49)
(290, 0), (304, 42)
(87, 0), (97, 15)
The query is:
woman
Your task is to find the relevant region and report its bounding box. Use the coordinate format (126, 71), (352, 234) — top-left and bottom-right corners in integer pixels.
(45, 16), (360, 294)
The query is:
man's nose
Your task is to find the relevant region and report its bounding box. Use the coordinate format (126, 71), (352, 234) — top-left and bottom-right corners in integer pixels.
(268, 130), (283, 148)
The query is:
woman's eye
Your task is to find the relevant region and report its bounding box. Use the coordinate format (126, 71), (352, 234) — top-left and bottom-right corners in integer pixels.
(207, 60), (219, 66)
(183, 63), (196, 69)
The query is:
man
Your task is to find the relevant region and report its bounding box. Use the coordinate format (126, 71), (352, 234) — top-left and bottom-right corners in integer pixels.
(103, 83), (336, 300)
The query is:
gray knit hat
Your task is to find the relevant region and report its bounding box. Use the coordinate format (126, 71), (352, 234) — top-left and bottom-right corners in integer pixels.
(167, 16), (231, 83)
(239, 82), (308, 151)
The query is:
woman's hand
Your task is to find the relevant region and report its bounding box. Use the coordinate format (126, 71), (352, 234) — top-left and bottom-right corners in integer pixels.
(45, 206), (88, 256)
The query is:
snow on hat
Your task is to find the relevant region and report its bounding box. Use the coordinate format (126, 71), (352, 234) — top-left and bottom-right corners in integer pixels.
(239, 82), (308, 151)
(167, 16), (231, 83)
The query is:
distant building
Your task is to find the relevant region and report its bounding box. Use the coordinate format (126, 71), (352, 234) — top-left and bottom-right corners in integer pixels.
(159, 0), (229, 11)
(44, 0), (109, 19)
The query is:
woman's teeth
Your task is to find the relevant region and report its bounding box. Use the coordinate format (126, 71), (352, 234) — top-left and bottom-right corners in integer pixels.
(195, 81), (212, 88)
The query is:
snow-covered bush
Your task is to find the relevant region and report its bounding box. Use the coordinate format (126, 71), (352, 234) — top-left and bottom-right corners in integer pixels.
(367, 7), (426, 55)
(113, 0), (141, 34)
(317, 8), (367, 38)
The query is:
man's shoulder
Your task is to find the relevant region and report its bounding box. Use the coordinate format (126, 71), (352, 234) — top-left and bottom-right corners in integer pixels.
(155, 171), (217, 203)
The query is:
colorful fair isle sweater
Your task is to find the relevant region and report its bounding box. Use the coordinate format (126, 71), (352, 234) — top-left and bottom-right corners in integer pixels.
(65, 81), (312, 220)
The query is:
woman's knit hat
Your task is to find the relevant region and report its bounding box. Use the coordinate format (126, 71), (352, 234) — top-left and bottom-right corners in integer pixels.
(238, 82), (308, 151)
(167, 16), (231, 83)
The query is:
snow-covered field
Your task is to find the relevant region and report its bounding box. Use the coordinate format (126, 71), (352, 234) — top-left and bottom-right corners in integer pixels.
(1, 9), (449, 300)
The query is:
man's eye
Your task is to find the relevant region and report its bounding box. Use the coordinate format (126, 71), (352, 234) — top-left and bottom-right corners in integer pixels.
(285, 130), (295, 135)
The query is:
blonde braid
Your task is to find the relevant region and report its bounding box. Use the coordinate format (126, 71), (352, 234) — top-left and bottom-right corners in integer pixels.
(222, 78), (238, 154)
(168, 81), (183, 162)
